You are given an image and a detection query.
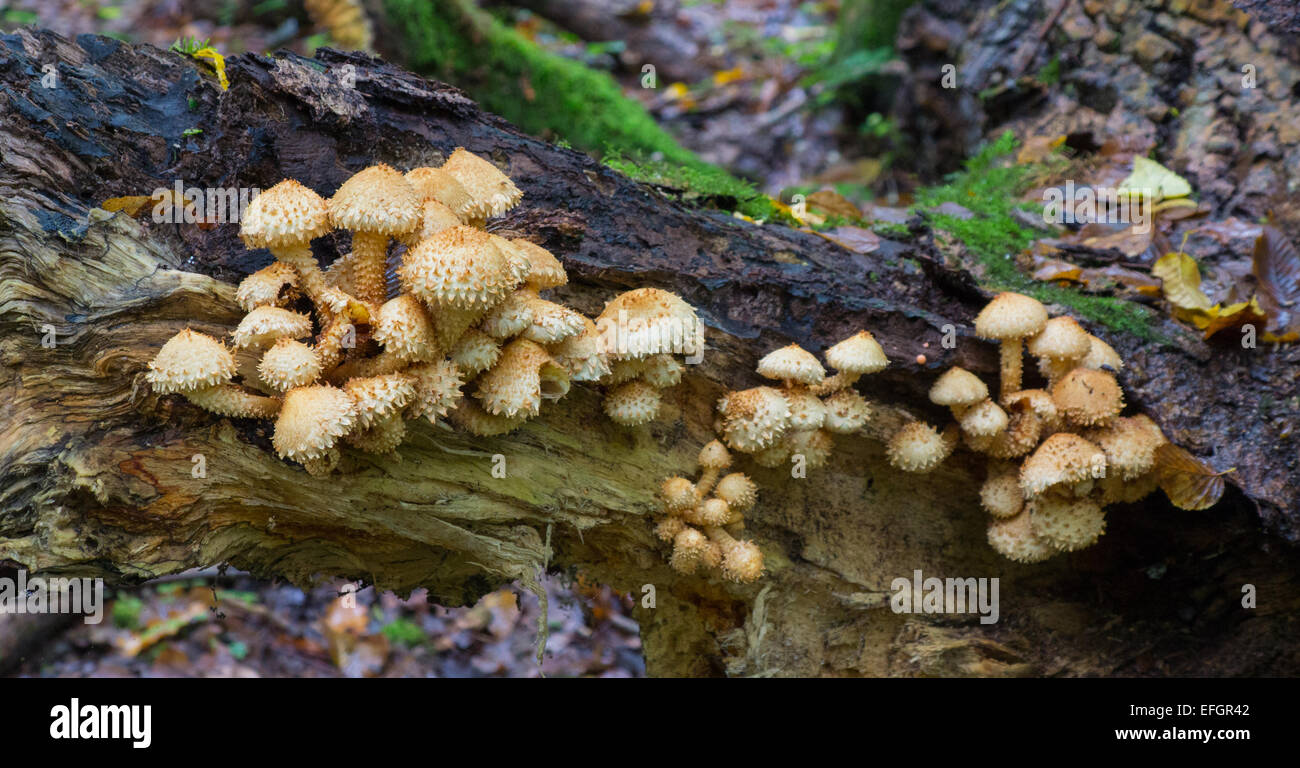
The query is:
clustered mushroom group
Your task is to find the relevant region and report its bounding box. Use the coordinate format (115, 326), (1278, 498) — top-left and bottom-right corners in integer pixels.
(146, 149), (704, 475)
(654, 441), (763, 583)
(883, 291), (1173, 563)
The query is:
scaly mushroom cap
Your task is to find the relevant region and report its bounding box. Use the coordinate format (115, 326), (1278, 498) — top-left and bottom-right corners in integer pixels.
(1027, 316), (1091, 361)
(346, 415), (408, 455)
(752, 442), (792, 468)
(450, 329), (501, 379)
(481, 290), (534, 339)
(328, 163), (422, 236)
(448, 397), (526, 436)
(698, 440), (732, 470)
(1084, 414), (1167, 480)
(476, 339), (569, 418)
(987, 511), (1055, 563)
(1080, 335), (1123, 371)
(344, 373), (416, 429)
(147, 329), (237, 394)
(655, 516), (687, 542)
(374, 295), (439, 362)
(638, 355), (684, 389)
(520, 296), (585, 345)
(1051, 368), (1124, 427)
(960, 399), (1009, 438)
(440, 147), (523, 220)
(685, 498), (733, 527)
(783, 428), (834, 469)
(929, 366), (989, 409)
(1020, 432), (1106, 497)
(714, 473), (758, 511)
(979, 410), (1043, 459)
(973, 292), (1048, 341)
(490, 235), (534, 286)
(272, 385), (357, 462)
(757, 344), (826, 385)
(404, 166), (473, 218)
(604, 359), (645, 386)
(231, 306), (314, 349)
(257, 338), (323, 392)
(659, 476), (699, 513)
(236, 262), (300, 311)
(825, 331), (889, 374)
(822, 388), (871, 434)
(717, 386), (791, 453)
(783, 387), (827, 430)
(886, 421), (952, 473)
(720, 539), (764, 583)
(1029, 492), (1107, 552)
(548, 318), (612, 383)
(240, 179), (331, 250)
(399, 225), (519, 310)
(410, 198), (464, 242)
(980, 463), (1024, 519)
(595, 287), (703, 360)
(603, 380), (662, 426)
(404, 360), (464, 422)
(1004, 389), (1061, 434)
(509, 239), (568, 290)
(669, 527), (714, 575)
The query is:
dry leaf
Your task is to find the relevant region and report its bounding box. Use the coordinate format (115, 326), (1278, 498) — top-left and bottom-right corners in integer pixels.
(1152, 251), (1214, 312)
(813, 226), (881, 254)
(1118, 156), (1192, 200)
(805, 189), (862, 220)
(1252, 226), (1300, 333)
(1154, 443), (1227, 511)
(1017, 134), (1066, 164)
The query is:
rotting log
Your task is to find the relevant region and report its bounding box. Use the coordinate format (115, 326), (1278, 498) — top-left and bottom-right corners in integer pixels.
(2, 29), (1299, 677)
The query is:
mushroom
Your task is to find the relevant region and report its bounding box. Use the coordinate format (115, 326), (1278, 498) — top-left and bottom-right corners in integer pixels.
(1083, 414), (1166, 480)
(332, 294), (441, 381)
(980, 462), (1024, 519)
(1051, 368), (1124, 428)
(810, 330), (888, 395)
(782, 428), (835, 469)
(231, 306), (314, 350)
(399, 225), (522, 348)
(342, 373), (416, 454)
(594, 287), (703, 361)
(271, 384), (358, 472)
(146, 329), (281, 418)
(235, 262), (299, 311)
(784, 387), (828, 430)
(404, 359), (464, 423)
(1080, 334), (1123, 373)
(258, 338), (323, 393)
(695, 440), (731, 496)
(475, 338), (570, 418)
(704, 527), (764, 583)
(439, 147), (523, 226)
(959, 399), (1009, 438)
(1003, 389), (1061, 435)
(683, 498), (733, 527)
(1019, 432), (1106, 498)
(714, 473), (757, 513)
(821, 388), (871, 434)
(972, 292), (1048, 401)
(717, 386), (792, 453)
(757, 344), (826, 389)
(928, 366), (989, 420)
(328, 164), (422, 306)
(669, 528), (721, 576)
(1028, 492), (1107, 552)
(404, 166), (474, 222)
(1028, 316), (1092, 387)
(659, 476), (699, 514)
(603, 380), (661, 426)
(448, 397), (526, 436)
(987, 511), (1056, 563)
(449, 329), (501, 379)
(886, 421), (954, 473)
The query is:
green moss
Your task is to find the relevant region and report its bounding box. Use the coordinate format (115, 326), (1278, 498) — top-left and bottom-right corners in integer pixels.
(383, 0), (777, 219)
(915, 132), (1162, 341)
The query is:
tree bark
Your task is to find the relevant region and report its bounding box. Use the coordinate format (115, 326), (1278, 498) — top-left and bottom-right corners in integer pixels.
(2, 28), (1299, 676)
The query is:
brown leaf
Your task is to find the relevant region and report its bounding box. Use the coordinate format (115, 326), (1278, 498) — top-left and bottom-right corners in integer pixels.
(814, 226), (881, 254)
(805, 189), (862, 220)
(1252, 226), (1300, 333)
(1154, 443), (1228, 511)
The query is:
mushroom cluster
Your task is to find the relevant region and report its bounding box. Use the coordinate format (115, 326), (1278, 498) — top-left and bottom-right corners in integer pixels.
(884, 291), (1175, 563)
(714, 330), (886, 469)
(146, 149), (700, 474)
(655, 441), (764, 583)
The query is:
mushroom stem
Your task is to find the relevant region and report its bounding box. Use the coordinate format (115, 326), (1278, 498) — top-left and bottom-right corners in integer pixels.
(696, 467), (722, 497)
(314, 315), (355, 371)
(272, 245), (334, 309)
(809, 370), (861, 396)
(184, 384), (281, 418)
(328, 348), (407, 383)
(998, 340), (1024, 402)
(349, 231), (390, 306)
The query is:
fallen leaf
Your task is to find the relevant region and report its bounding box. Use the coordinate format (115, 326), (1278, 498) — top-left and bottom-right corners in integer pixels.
(100, 195), (153, 217)
(1252, 226), (1300, 333)
(1118, 156), (1192, 200)
(1016, 134), (1067, 164)
(1152, 251), (1214, 312)
(1200, 297), (1267, 341)
(812, 226), (881, 254)
(805, 189), (862, 220)
(1032, 259), (1084, 284)
(1154, 443), (1228, 511)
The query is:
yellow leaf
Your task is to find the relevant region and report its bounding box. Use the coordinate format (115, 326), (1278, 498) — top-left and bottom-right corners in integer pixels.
(1151, 251), (1213, 312)
(191, 47), (229, 91)
(100, 195), (153, 217)
(1118, 156), (1191, 201)
(1016, 134), (1066, 164)
(712, 66), (745, 86)
(665, 82), (688, 99)
(1154, 443), (1228, 511)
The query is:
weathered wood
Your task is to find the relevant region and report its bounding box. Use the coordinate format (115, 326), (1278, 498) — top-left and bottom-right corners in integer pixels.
(1, 29), (1298, 676)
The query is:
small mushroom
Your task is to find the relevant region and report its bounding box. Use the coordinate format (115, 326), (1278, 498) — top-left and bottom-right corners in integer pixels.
(439, 148), (523, 225)
(449, 329), (502, 379)
(235, 262), (299, 311)
(885, 421), (952, 473)
(987, 511), (1056, 563)
(595, 287), (703, 361)
(603, 380), (661, 426)
(1083, 414), (1166, 480)
(811, 331), (888, 395)
(1028, 316), (1092, 387)
(717, 386), (792, 453)
(147, 329), (280, 418)
(959, 399), (1009, 438)
(405, 166), (473, 222)
(659, 476), (699, 514)
(448, 397), (526, 436)
(258, 338), (323, 393)
(1028, 492), (1107, 552)
(695, 440), (731, 496)
(979, 462), (1024, 519)
(272, 384), (358, 468)
(821, 388), (871, 434)
(929, 366), (989, 420)
(1051, 368), (1124, 427)
(400, 225), (522, 348)
(329, 164), (422, 305)
(973, 292), (1048, 401)
(714, 473), (758, 513)
(1019, 432), (1106, 498)
(475, 339), (570, 418)
(404, 359), (464, 423)
(704, 527), (764, 583)
(232, 306), (314, 350)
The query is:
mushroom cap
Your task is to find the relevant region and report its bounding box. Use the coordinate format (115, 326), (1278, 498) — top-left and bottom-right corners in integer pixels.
(973, 292), (1048, 340)
(783, 387), (827, 430)
(411, 198), (464, 242)
(447, 396), (526, 436)
(714, 473), (757, 512)
(440, 148), (523, 219)
(547, 317), (611, 383)
(508, 239), (568, 290)
(720, 539), (764, 583)
(520, 297), (585, 345)
(147, 329), (237, 394)
(698, 439), (731, 470)
(751, 442), (792, 468)
(1026, 316), (1091, 361)
(272, 385), (357, 462)
(240, 179), (332, 250)
(987, 512), (1055, 563)
(231, 306), (314, 349)
(1004, 389), (1059, 431)
(659, 476), (699, 513)
(885, 421), (952, 473)
(655, 516), (687, 542)
(960, 399), (1010, 437)
(449, 328), (501, 378)
(1019, 432), (1106, 497)
(1080, 335), (1124, 372)
(980, 465), (1024, 519)
(258, 338), (323, 392)
(1051, 368), (1124, 427)
(981, 410), (1043, 459)
(1098, 471), (1160, 505)
(343, 373), (416, 429)
(638, 354), (685, 389)
(1084, 414), (1166, 480)
(404, 359), (464, 422)
(481, 290), (534, 339)
(374, 295), (439, 363)
(824, 331), (888, 375)
(595, 287), (703, 360)
(783, 428), (834, 469)
(1029, 492), (1106, 552)
(688, 498), (733, 527)
(822, 388), (871, 434)
(757, 344), (826, 385)
(603, 380), (662, 426)
(717, 386), (791, 453)
(328, 163), (422, 236)
(404, 166), (473, 218)
(669, 527), (713, 575)
(476, 338), (569, 418)
(236, 262), (299, 311)
(400, 225), (520, 310)
(929, 366), (989, 408)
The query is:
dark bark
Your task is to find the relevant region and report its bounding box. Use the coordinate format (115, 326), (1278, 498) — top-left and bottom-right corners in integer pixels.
(1, 28), (1299, 676)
